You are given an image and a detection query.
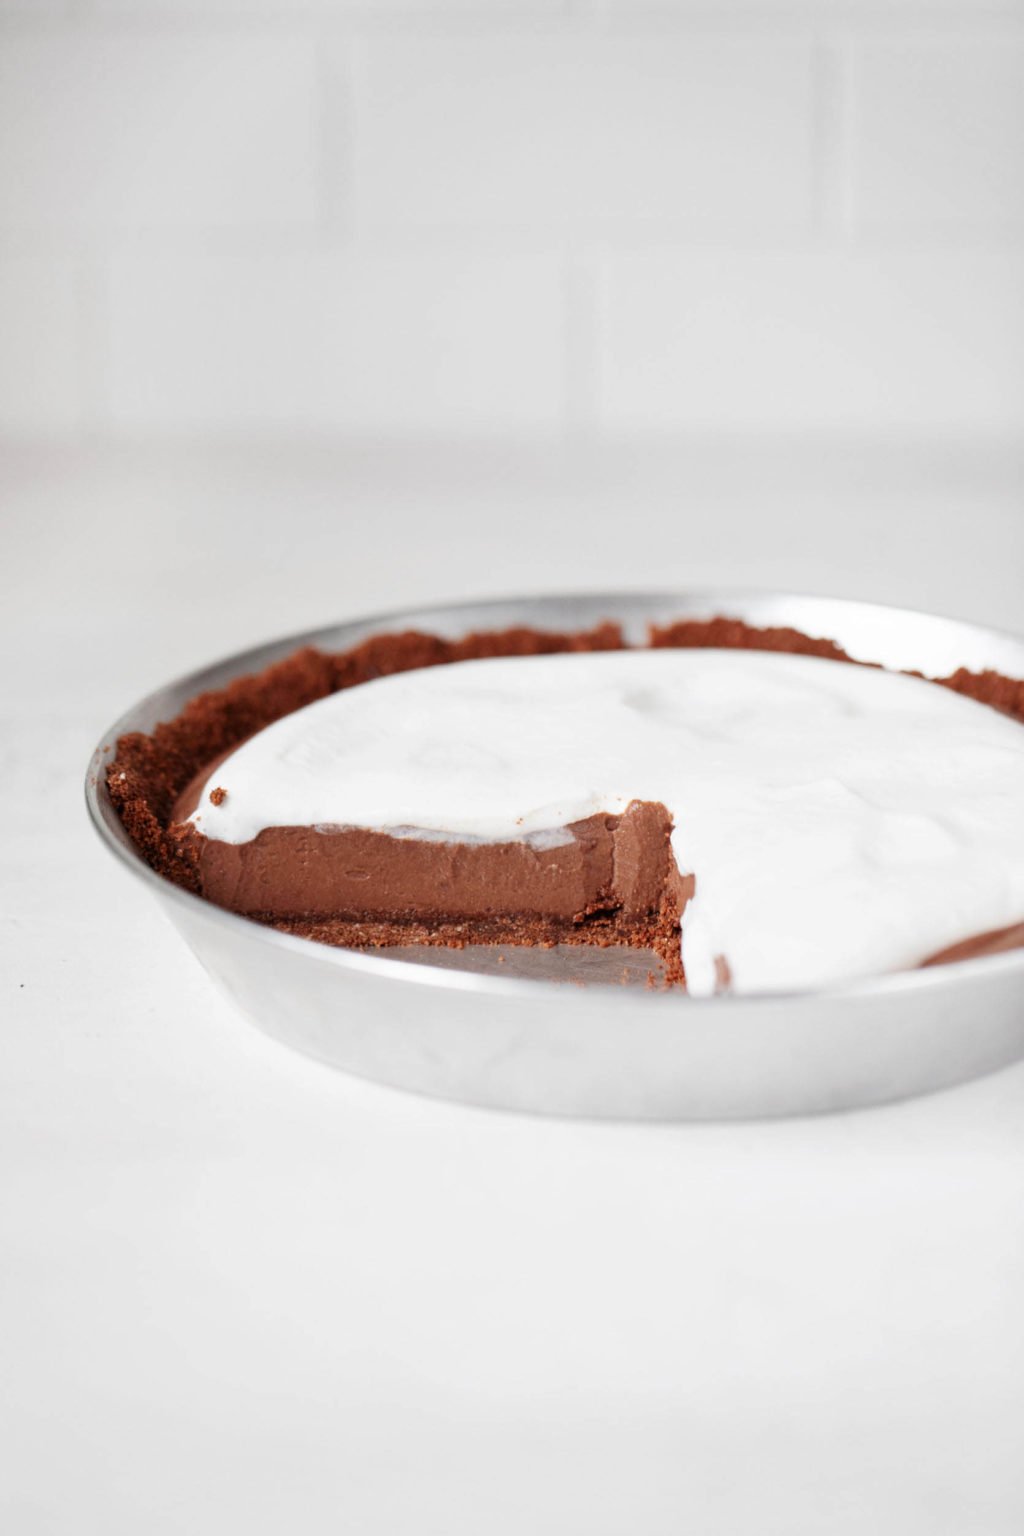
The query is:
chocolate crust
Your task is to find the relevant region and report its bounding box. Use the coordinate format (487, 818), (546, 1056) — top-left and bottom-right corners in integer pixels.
(106, 615), (1024, 978)
(266, 906), (689, 987)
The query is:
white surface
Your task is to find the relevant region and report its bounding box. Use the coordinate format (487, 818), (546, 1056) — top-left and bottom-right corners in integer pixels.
(1, 8), (1023, 438)
(3, 440), (1024, 1534)
(193, 648), (1024, 996)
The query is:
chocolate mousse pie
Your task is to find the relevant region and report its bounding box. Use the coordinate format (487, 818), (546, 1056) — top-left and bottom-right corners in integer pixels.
(108, 618), (1024, 995)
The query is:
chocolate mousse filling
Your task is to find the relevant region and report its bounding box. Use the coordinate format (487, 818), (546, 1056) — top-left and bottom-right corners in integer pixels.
(106, 617), (1024, 986)
(170, 798), (694, 982)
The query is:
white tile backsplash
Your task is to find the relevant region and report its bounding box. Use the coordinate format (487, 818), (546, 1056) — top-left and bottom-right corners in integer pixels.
(90, 1), (556, 14)
(350, 36), (815, 231)
(105, 250), (566, 432)
(852, 39), (1024, 229)
(0, 1), (69, 13)
(599, 247), (1024, 432)
(0, 255), (82, 431)
(0, 9), (1021, 439)
(0, 35), (319, 231)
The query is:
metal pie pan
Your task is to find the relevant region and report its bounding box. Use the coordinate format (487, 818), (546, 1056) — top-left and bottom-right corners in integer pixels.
(85, 590), (1024, 1121)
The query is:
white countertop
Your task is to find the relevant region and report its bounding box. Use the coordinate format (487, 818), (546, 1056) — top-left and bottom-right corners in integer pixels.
(4, 439), (1024, 1536)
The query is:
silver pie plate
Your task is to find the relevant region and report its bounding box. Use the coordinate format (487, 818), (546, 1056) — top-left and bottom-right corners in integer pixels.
(85, 591), (1024, 1120)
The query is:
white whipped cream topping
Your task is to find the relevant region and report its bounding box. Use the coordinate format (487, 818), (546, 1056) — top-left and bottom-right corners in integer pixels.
(189, 650), (1024, 995)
